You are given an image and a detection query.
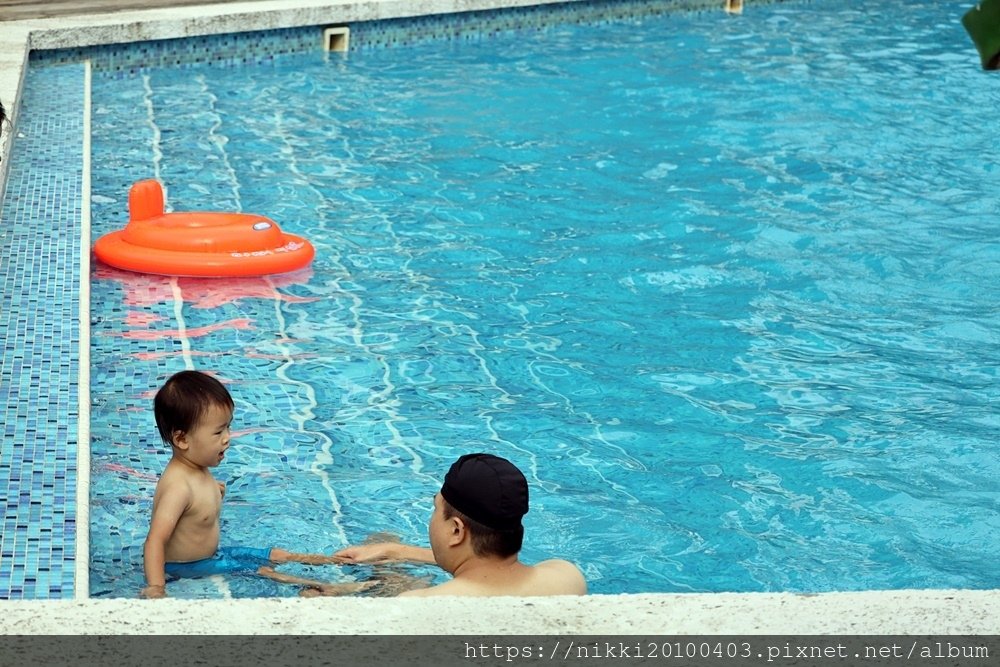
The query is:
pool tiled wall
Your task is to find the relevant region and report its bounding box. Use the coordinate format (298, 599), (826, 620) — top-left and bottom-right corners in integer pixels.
(0, 64), (82, 599)
(348, 0), (732, 50)
(29, 0), (792, 73)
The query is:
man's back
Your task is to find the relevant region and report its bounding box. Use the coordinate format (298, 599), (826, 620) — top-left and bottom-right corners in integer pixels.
(400, 558), (586, 597)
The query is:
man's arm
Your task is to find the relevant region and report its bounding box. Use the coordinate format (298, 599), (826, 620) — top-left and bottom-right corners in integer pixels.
(333, 542), (435, 565)
(141, 483), (190, 598)
(257, 567), (375, 595)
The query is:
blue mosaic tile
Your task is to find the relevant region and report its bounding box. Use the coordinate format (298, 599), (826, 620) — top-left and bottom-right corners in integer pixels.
(27, 0), (794, 73)
(30, 26), (320, 75)
(348, 0), (743, 50)
(0, 63), (82, 599)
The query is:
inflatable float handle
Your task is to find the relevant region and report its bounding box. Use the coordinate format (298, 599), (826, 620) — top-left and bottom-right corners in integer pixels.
(129, 179), (166, 222)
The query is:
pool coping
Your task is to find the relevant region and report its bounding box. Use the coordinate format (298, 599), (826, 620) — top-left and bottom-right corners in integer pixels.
(1, 0), (998, 635)
(1, 589), (998, 634)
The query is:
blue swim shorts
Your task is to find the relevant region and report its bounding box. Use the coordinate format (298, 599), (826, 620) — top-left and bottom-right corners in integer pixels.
(165, 546), (273, 580)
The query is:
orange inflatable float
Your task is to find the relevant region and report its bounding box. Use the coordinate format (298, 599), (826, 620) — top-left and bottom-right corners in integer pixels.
(93, 179), (315, 277)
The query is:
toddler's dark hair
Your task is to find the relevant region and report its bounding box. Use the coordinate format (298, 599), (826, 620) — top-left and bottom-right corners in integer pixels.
(154, 370), (233, 445)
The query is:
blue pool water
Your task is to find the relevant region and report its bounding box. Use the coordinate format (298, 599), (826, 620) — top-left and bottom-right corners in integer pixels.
(81, 0), (999, 598)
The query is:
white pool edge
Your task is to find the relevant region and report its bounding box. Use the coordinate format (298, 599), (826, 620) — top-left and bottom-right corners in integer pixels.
(1, 589), (999, 634)
(74, 57), (92, 601)
(0, 0), (997, 634)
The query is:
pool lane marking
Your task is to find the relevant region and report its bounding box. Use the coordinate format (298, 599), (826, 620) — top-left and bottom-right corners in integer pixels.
(326, 195), (432, 490)
(76, 58), (92, 600)
(524, 347), (643, 503)
(200, 73), (241, 211)
(219, 103), (349, 545)
(265, 276), (347, 545)
(274, 109), (428, 532)
(212, 96), (355, 547)
(168, 278), (195, 370)
(493, 259), (645, 492)
(142, 73), (167, 204)
(150, 79), (224, 596)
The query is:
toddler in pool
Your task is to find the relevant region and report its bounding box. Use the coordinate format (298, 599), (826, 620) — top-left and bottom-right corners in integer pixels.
(141, 369), (368, 598)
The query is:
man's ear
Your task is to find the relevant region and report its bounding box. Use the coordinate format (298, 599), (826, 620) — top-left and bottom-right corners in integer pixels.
(447, 516), (467, 547)
(172, 430), (188, 450)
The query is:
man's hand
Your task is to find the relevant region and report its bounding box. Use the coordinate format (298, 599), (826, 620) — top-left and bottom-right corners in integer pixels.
(332, 543), (402, 564)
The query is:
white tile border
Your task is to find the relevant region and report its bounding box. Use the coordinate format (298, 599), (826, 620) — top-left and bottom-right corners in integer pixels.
(0, 0), (997, 633)
(75, 57), (93, 602)
(1, 589), (999, 634)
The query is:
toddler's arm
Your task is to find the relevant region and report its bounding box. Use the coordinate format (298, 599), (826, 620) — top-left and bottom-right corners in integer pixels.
(141, 482), (191, 599)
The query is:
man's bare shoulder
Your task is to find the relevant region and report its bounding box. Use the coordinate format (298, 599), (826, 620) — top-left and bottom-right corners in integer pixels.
(535, 558), (581, 572)
(534, 559), (587, 594)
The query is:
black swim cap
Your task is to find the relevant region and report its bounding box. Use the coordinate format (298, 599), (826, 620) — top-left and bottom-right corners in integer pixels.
(440, 453), (529, 530)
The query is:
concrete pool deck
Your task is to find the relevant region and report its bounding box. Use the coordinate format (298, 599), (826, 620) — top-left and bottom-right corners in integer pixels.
(0, 0), (998, 635)
(0, 588), (998, 634)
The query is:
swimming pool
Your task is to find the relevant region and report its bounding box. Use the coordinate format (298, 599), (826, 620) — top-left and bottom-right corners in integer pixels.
(9, 0), (999, 599)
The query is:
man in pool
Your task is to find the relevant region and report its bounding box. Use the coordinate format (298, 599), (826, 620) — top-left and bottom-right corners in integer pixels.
(141, 370), (370, 598)
(270, 453), (587, 597)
